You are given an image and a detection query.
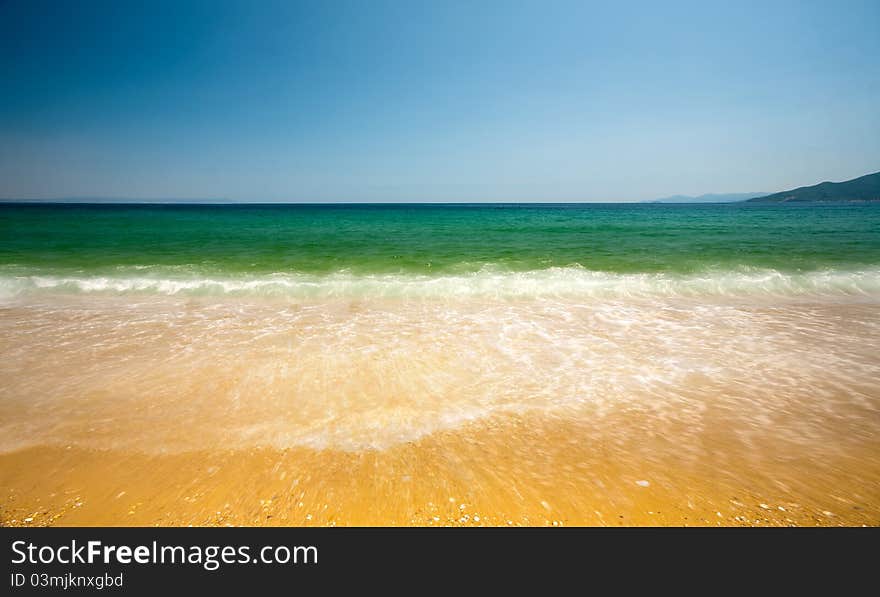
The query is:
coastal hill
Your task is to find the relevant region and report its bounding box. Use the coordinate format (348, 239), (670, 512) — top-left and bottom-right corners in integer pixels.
(747, 171), (880, 203)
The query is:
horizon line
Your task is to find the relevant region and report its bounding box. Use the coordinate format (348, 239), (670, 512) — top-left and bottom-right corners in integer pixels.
(0, 199), (755, 205)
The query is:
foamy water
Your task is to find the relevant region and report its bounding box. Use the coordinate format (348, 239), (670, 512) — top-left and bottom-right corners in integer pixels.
(2, 265), (880, 301)
(2, 289), (878, 455)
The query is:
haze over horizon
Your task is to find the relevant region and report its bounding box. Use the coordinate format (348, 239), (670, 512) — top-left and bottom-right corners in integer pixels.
(2, 0), (879, 203)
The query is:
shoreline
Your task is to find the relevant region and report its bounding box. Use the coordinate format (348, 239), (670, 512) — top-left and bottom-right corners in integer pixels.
(2, 294), (879, 527)
(3, 413), (878, 527)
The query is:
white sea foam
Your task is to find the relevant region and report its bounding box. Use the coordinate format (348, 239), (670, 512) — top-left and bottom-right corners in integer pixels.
(2, 263), (879, 454)
(1, 266), (880, 302)
(1, 292), (879, 454)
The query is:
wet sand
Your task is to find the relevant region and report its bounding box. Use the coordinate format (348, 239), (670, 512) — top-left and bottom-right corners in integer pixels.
(2, 296), (879, 526)
(3, 411), (879, 527)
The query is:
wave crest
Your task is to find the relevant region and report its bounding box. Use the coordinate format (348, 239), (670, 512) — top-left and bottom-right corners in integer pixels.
(2, 266), (880, 301)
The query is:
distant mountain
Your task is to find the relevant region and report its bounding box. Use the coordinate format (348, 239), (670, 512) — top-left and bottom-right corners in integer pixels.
(645, 192), (765, 204)
(747, 171), (880, 203)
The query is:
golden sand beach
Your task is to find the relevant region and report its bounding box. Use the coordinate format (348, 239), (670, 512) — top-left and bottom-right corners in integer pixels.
(2, 294), (879, 526)
(3, 416), (879, 527)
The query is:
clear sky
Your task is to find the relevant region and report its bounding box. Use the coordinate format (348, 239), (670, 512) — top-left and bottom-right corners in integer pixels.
(1, 0), (878, 202)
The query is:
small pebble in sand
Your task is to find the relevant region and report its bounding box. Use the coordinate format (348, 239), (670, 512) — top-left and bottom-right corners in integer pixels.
(759, 504), (770, 510)
(24, 517), (33, 523)
(822, 511), (835, 517)
(635, 480), (650, 487)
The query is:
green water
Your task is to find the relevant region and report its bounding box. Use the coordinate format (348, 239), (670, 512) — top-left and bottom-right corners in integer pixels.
(2, 203), (879, 277)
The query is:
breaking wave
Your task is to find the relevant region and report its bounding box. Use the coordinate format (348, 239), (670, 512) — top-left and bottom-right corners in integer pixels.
(1, 265), (880, 301)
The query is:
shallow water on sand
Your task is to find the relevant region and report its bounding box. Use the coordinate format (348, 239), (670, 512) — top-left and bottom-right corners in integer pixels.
(1, 294), (878, 459)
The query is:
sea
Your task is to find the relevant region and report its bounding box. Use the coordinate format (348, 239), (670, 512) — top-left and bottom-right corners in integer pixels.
(1, 202), (879, 455)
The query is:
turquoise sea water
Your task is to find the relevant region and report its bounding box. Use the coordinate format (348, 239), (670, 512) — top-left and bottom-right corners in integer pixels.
(2, 203), (880, 456)
(1, 203), (879, 299)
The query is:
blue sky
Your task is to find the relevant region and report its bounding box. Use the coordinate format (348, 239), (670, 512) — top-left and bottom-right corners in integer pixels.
(1, 0), (878, 202)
